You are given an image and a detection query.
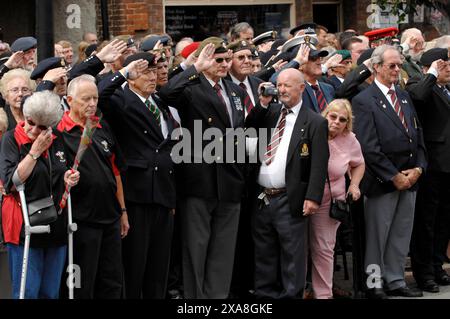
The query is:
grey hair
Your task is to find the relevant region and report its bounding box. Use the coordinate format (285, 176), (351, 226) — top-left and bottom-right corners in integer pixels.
(370, 44), (404, 71)
(400, 28), (423, 44)
(0, 68), (36, 97)
(434, 35), (450, 49)
(23, 91), (63, 128)
(0, 107), (8, 133)
(67, 74), (96, 97)
(230, 22), (253, 41)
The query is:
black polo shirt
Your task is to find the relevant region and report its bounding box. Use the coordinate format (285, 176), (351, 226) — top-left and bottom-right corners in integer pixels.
(57, 112), (125, 225)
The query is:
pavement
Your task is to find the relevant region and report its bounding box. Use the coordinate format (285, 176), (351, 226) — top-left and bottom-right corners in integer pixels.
(333, 252), (450, 299)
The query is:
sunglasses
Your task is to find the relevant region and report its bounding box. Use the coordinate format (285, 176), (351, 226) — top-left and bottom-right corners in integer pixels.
(235, 54), (253, 62)
(383, 63), (403, 70)
(27, 119), (48, 130)
(215, 57), (232, 64)
(328, 113), (348, 124)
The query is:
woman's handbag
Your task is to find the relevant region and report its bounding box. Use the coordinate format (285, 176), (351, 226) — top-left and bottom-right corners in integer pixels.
(327, 176), (351, 224)
(26, 156), (57, 226)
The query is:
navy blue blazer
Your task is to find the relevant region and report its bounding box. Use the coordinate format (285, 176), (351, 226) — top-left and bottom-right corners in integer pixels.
(353, 82), (427, 196)
(302, 81), (335, 113)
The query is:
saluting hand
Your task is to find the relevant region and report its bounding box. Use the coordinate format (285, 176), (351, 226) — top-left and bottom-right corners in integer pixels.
(194, 43), (216, 73)
(43, 67), (67, 83)
(96, 39), (128, 63)
(294, 44), (310, 66)
(4, 51), (25, 69)
(125, 59), (149, 80)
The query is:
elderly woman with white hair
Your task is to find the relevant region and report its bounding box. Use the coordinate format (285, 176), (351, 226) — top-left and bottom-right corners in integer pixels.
(0, 90), (80, 299)
(0, 68), (35, 131)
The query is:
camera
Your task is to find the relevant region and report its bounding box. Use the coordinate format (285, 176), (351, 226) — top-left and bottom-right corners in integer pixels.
(260, 85), (278, 97)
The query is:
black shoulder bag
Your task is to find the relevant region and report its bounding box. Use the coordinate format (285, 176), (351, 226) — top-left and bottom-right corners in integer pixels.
(27, 156), (58, 226)
(327, 176), (351, 224)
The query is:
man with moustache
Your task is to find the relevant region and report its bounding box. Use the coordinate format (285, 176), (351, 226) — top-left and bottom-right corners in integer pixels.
(158, 38), (249, 299)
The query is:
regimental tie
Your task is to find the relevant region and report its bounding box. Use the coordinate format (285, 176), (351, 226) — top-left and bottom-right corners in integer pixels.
(387, 89), (408, 132)
(214, 83), (231, 117)
(239, 82), (254, 113)
(145, 99), (161, 126)
(442, 86), (450, 102)
(311, 84), (328, 112)
(264, 108), (291, 165)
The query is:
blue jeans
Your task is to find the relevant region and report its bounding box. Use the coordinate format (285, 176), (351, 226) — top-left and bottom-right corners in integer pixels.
(7, 243), (67, 299)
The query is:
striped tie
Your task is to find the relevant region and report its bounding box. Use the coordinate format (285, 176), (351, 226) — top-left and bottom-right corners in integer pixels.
(311, 84), (328, 112)
(239, 82), (254, 113)
(264, 108), (290, 165)
(387, 89), (408, 132)
(145, 99), (161, 126)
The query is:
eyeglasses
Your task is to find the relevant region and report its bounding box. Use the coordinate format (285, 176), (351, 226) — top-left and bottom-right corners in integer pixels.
(235, 54), (253, 62)
(215, 57), (232, 64)
(8, 87), (31, 95)
(328, 113), (348, 124)
(383, 63), (403, 70)
(26, 119), (48, 130)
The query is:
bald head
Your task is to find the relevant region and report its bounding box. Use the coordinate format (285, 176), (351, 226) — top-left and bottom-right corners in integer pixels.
(277, 68), (306, 108)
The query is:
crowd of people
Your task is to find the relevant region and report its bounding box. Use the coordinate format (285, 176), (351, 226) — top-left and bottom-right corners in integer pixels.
(0, 21), (449, 300)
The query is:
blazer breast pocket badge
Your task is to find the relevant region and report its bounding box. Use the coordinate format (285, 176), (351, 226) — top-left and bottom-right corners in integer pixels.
(300, 143), (310, 157)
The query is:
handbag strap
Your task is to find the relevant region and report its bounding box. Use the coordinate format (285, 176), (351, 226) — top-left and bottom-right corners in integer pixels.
(47, 154), (52, 196)
(326, 172), (334, 202)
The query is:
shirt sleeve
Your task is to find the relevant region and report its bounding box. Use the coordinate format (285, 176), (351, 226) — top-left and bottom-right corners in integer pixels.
(348, 132), (365, 168)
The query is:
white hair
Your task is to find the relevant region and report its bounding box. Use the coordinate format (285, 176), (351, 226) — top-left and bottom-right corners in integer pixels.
(67, 74), (96, 97)
(23, 91), (63, 128)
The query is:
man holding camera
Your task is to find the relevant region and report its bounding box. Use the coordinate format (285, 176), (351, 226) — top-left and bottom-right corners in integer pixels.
(245, 68), (329, 298)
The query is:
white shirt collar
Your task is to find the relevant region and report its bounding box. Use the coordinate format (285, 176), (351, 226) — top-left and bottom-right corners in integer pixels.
(205, 75), (224, 89)
(129, 87), (151, 104)
(284, 99), (302, 115)
(374, 78), (395, 96)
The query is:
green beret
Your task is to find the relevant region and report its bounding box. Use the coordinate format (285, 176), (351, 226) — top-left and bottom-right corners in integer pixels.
(226, 40), (254, 53)
(195, 37), (227, 57)
(332, 49), (352, 61)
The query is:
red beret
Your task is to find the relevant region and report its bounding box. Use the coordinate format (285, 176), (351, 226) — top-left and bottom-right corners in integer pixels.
(364, 27), (399, 42)
(181, 42), (200, 59)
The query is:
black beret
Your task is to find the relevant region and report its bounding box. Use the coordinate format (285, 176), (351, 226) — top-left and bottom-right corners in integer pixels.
(123, 52), (156, 67)
(141, 35), (171, 52)
(85, 44), (97, 57)
(30, 57), (67, 80)
(289, 22), (317, 36)
(420, 48), (449, 67)
(252, 31), (277, 46)
(11, 36), (37, 52)
(357, 48), (375, 66)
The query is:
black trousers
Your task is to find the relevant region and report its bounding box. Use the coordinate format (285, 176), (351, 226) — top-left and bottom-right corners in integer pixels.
(73, 219), (123, 299)
(252, 192), (308, 299)
(122, 202), (174, 299)
(411, 171), (450, 281)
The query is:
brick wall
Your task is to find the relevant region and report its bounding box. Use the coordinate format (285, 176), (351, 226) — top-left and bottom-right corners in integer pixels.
(95, 0), (164, 40)
(295, 0), (313, 27)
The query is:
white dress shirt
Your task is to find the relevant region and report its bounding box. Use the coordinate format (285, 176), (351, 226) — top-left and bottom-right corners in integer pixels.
(374, 79), (397, 111)
(258, 101), (302, 188)
(129, 88), (169, 138)
(205, 76), (234, 127)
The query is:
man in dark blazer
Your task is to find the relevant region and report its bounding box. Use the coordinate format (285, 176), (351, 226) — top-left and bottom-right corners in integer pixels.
(245, 68), (329, 299)
(406, 48), (450, 293)
(158, 38), (250, 298)
(353, 45), (427, 299)
(98, 52), (178, 299)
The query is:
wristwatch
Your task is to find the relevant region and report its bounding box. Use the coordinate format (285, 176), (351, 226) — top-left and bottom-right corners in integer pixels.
(28, 152), (39, 160)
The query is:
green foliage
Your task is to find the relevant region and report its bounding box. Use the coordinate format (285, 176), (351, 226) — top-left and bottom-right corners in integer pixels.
(373, 0), (446, 23)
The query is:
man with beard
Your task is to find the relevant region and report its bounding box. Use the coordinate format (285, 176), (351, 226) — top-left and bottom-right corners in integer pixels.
(400, 28), (426, 79)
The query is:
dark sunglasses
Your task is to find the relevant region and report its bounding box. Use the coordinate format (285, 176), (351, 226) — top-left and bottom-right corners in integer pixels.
(215, 57), (232, 64)
(384, 63), (403, 70)
(328, 113), (348, 124)
(27, 119), (48, 130)
(235, 54), (253, 61)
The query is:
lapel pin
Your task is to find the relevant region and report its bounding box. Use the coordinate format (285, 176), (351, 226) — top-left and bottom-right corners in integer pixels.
(402, 99), (407, 104)
(382, 104), (386, 109)
(231, 92), (236, 97)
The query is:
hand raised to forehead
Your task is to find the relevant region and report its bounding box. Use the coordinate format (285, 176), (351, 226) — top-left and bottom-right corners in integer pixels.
(194, 43), (216, 72)
(127, 59), (149, 80)
(96, 39), (128, 63)
(324, 54), (343, 69)
(4, 51), (25, 69)
(43, 67), (67, 83)
(294, 44), (310, 66)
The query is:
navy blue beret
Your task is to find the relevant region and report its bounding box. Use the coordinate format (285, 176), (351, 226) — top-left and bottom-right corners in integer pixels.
(420, 48), (449, 67)
(11, 36), (37, 52)
(30, 57), (67, 80)
(123, 52), (156, 67)
(140, 35), (171, 52)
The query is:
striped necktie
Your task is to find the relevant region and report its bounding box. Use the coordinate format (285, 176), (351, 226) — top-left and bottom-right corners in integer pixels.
(239, 82), (254, 113)
(145, 99), (161, 126)
(387, 89), (408, 132)
(264, 108), (291, 165)
(311, 84), (328, 112)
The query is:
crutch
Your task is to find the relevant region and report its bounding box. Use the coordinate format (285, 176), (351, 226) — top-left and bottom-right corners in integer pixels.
(13, 177), (50, 299)
(66, 193), (77, 299)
